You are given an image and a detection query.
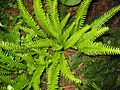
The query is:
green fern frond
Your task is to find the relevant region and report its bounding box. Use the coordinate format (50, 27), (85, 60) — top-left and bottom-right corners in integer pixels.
(62, 22), (75, 43)
(27, 66), (45, 90)
(0, 68), (10, 75)
(0, 41), (20, 50)
(91, 4), (120, 29)
(76, 27), (109, 44)
(73, 0), (92, 33)
(0, 52), (26, 70)
(64, 25), (90, 49)
(47, 52), (61, 90)
(46, 0), (61, 33)
(17, 25), (35, 35)
(47, 62), (60, 90)
(33, 49), (47, 66)
(13, 75), (30, 90)
(61, 13), (71, 30)
(33, 0), (49, 30)
(85, 27), (109, 42)
(17, 0), (46, 37)
(78, 42), (120, 55)
(60, 53), (81, 83)
(25, 39), (53, 48)
(0, 64), (14, 71)
(0, 75), (14, 85)
(52, 0), (61, 34)
(33, 0), (60, 40)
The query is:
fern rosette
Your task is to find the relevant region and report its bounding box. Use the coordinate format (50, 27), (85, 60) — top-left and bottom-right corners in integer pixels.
(0, 0), (120, 89)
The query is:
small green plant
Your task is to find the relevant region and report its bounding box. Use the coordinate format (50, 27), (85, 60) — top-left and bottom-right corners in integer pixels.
(0, 0), (120, 89)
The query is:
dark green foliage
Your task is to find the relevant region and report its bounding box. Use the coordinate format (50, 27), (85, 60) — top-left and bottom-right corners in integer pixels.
(0, 0), (120, 90)
(69, 53), (119, 90)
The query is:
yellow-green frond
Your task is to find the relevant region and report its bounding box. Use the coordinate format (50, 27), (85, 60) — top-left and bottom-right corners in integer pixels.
(60, 53), (81, 83)
(34, 0), (60, 40)
(91, 4), (120, 29)
(46, 0), (61, 34)
(27, 66), (45, 90)
(77, 42), (120, 55)
(64, 25), (90, 49)
(33, 0), (49, 30)
(17, 26), (35, 35)
(0, 41), (20, 50)
(13, 75), (30, 90)
(17, 0), (46, 37)
(77, 27), (109, 45)
(62, 22), (75, 43)
(24, 39), (53, 48)
(61, 13), (71, 30)
(73, 0), (92, 33)
(47, 62), (60, 90)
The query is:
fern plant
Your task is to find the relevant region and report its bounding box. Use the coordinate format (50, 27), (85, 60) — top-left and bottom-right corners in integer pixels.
(1, 0), (120, 90)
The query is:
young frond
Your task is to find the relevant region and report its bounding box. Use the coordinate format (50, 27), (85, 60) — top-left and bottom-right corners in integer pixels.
(62, 22), (75, 43)
(64, 25), (90, 49)
(78, 42), (120, 55)
(61, 13), (71, 30)
(17, 0), (46, 37)
(91, 4), (120, 29)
